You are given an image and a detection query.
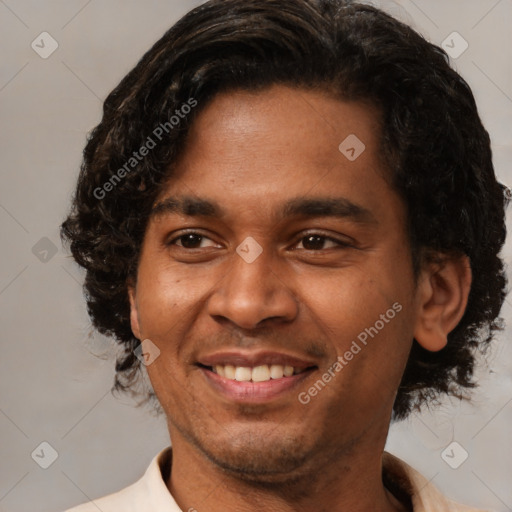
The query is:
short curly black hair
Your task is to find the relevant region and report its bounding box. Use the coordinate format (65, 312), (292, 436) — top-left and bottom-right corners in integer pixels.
(61, 0), (508, 420)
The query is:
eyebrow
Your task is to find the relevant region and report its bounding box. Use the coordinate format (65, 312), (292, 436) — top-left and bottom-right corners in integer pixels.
(151, 195), (377, 224)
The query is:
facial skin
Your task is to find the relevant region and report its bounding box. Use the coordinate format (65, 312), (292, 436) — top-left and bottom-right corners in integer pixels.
(129, 85), (471, 512)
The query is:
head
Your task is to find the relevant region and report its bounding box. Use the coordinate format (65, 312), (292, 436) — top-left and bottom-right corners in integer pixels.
(62, 0), (507, 480)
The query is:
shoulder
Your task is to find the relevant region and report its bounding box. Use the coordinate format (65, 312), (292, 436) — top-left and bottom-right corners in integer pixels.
(64, 483), (138, 512)
(383, 452), (493, 512)
(63, 447), (177, 512)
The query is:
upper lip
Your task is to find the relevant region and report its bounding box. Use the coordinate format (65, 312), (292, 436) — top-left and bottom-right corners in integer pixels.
(197, 350), (317, 369)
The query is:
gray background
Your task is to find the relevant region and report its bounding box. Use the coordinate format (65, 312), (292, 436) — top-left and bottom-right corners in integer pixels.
(0, 1), (511, 511)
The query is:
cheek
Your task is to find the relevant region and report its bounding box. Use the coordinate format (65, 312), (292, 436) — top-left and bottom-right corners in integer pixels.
(134, 269), (214, 405)
(297, 260), (414, 383)
(299, 269), (395, 338)
(135, 263), (210, 332)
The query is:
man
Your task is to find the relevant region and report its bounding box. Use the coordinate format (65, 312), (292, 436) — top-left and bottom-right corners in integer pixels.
(61, 0), (508, 510)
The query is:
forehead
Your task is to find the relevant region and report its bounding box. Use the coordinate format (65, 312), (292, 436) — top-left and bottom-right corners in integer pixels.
(152, 85), (399, 228)
(172, 85), (383, 178)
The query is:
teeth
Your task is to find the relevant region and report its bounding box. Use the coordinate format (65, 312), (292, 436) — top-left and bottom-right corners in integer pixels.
(234, 366), (252, 381)
(269, 364), (284, 379)
(211, 364), (304, 382)
(252, 365), (270, 382)
(224, 365), (236, 379)
(284, 365), (294, 377)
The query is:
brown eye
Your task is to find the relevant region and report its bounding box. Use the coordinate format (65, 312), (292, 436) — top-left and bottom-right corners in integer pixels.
(177, 233), (204, 248)
(302, 235), (326, 250)
(298, 235), (344, 250)
(169, 232), (218, 249)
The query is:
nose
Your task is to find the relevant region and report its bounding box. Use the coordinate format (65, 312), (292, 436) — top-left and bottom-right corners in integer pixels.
(207, 249), (299, 330)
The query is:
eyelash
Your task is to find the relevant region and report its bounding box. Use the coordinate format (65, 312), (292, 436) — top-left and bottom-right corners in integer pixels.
(167, 230), (353, 251)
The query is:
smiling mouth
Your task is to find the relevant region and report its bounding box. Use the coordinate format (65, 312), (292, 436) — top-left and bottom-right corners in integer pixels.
(199, 363), (315, 382)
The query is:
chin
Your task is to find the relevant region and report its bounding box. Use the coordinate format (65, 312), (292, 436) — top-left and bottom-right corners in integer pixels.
(194, 428), (316, 484)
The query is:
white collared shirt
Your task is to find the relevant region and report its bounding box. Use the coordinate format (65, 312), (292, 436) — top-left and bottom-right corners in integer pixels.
(65, 448), (490, 512)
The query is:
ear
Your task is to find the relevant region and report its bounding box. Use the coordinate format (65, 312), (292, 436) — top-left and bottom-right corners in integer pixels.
(413, 254), (472, 352)
(127, 280), (142, 341)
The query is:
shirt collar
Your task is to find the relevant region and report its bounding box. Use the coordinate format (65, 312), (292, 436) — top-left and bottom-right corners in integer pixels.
(143, 448), (478, 512)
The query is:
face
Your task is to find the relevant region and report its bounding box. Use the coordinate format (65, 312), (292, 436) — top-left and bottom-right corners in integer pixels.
(129, 85), (422, 480)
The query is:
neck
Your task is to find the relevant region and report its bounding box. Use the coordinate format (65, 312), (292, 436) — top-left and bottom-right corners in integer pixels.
(166, 428), (407, 512)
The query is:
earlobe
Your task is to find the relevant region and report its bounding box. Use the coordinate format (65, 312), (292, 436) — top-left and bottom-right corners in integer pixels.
(413, 254), (472, 352)
(127, 283), (142, 340)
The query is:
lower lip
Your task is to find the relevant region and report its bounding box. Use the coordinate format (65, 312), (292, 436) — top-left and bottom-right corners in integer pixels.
(201, 367), (314, 403)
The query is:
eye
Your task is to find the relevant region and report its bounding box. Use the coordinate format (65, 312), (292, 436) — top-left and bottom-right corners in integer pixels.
(295, 234), (350, 251)
(167, 231), (351, 252)
(168, 232), (219, 249)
